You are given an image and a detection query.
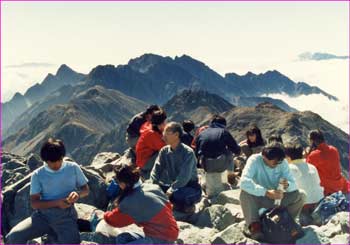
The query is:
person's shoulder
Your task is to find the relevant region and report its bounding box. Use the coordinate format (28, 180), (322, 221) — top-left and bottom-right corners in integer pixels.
(182, 143), (194, 153)
(159, 145), (171, 153)
(64, 160), (82, 171)
(32, 165), (46, 176)
(288, 163), (299, 171)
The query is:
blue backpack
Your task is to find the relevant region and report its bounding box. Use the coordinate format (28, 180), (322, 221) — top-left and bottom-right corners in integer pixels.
(311, 191), (350, 225)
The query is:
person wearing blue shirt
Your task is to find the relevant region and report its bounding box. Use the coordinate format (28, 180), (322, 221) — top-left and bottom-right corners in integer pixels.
(6, 138), (89, 244)
(239, 142), (306, 241)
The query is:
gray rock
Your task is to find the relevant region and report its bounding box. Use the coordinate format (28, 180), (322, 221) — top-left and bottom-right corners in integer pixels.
(79, 168), (109, 210)
(330, 234), (350, 244)
(195, 204), (236, 231)
(26, 153), (43, 172)
(2, 159), (25, 170)
(210, 222), (260, 244)
(91, 152), (120, 166)
(223, 203), (244, 222)
(296, 226), (330, 244)
(176, 221), (218, 244)
(213, 189), (241, 205)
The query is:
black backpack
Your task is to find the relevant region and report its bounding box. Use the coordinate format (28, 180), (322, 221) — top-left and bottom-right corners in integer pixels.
(260, 207), (304, 244)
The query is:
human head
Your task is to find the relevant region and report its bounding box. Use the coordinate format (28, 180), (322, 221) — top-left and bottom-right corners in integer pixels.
(309, 129), (325, 147)
(262, 142), (286, 168)
(284, 143), (303, 162)
(246, 125), (264, 146)
(40, 138), (66, 170)
(151, 110), (167, 132)
(211, 114), (227, 127)
(114, 164), (140, 191)
(163, 122), (183, 146)
(182, 120), (195, 134)
(144, 105), (161, 121)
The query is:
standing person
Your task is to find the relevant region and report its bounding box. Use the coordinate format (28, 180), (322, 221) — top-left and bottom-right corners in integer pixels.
(284, 143), (324, 225)
(195, 115), (241, 197)
(103, 165), (179, 244)
(306, 129), (349, 196)
(6, 138), (89, 244)
(180, 120), (195, 147)
(151, 122), (201, 213)
(136, 110), (167, 179)
(239, 142), (305, 241)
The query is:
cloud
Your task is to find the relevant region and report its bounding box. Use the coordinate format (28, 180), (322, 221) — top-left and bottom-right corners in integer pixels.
(6, 62), (56, 68)
(299, 52), (349, 61)
(265, 93), (349, 134)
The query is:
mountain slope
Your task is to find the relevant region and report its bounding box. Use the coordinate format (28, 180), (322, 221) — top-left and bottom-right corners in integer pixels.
(3, 86), (146, 165)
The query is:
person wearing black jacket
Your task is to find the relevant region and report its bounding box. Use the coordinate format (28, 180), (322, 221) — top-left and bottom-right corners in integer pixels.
(195, 115), (241, 197)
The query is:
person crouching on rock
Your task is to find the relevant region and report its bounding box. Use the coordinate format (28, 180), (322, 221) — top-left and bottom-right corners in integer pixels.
(150, 122), (202, 214)
(239, 142), (306, 241)
(103, 164), (179, 244)
(6, 138), (90, 244)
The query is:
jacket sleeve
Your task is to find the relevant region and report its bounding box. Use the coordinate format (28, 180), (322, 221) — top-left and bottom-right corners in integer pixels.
(224, 130), (241, 155)
(240, 156), (267, 196)
(103, 208), (135, 227)
(150, 150), (163, 184)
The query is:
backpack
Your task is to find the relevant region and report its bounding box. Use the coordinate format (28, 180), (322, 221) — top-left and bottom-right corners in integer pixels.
(260, 207), (304, 244)
(311, 191), (350, 225)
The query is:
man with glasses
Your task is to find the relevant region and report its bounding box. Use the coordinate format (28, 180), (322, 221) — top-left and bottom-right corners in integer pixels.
(239, 142), (306, 241)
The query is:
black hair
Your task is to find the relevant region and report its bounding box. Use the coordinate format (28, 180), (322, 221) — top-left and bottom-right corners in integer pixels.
(211, 114), (227, 126)
(309, 129), (325, 146)
(40, 138), (66, 162)
(284, 143), (303, 160)
(145, 104), (161, 116)
(262, 142), (285, 162)
(246, 125), (265, 148)
(151, 110), (167, 132)
(182, 120), (195, 133)
(113, 164), (141, 204)
(268, 134), (283, 144)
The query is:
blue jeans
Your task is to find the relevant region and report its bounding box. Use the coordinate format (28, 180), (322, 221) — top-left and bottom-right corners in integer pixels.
(115, 232), (172, 244)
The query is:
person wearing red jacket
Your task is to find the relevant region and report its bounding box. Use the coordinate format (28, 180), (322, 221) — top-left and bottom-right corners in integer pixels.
(136, 110), (167, 179)
(103, 164), (179, 244)
(306, 129), (350, 196)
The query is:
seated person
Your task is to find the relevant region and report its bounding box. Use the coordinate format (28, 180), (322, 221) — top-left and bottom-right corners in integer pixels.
(306, 129), (350, 196)
(239, 142), (306, 241)
(195, 115), (241, 197)
(284, 142), (324, 226)
(103, 165), (179, 244)
(236, 125), (266, 172)
(6, 138), (89, 244)
(135, 109), (167, 179)
(150, 122), (201, 213)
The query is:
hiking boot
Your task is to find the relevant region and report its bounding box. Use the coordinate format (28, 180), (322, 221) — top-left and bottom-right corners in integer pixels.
(244, 222), (264, 241)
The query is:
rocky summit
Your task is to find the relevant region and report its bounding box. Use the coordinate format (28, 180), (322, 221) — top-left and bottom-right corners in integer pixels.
(1, 152), (349, 244)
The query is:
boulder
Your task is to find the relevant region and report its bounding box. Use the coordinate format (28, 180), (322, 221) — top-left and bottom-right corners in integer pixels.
(212, 189), (241, 205)
(210, 222), (260, 244)
(176, 221), (218, 244)
(195, 204), (236, 231)
(26, 153), (43, 172)
(80, 232), (115, 244)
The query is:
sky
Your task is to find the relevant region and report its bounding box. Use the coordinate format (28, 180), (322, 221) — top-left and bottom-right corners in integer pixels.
(1, 1), (349, 131)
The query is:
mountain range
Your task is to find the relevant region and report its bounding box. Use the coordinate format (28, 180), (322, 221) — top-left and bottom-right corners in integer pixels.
(2, 54), (347, 176)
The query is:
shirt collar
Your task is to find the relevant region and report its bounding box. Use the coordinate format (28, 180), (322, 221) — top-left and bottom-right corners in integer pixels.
(44, 161), (67, 173)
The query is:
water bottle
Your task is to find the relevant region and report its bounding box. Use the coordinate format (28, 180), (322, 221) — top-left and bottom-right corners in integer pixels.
(274, 178), (285, 206)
